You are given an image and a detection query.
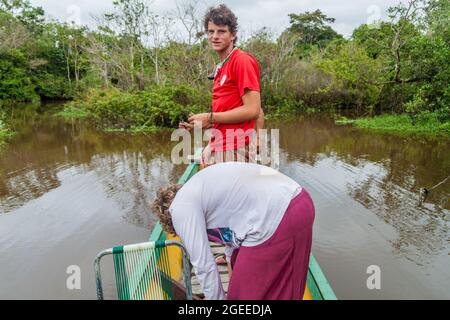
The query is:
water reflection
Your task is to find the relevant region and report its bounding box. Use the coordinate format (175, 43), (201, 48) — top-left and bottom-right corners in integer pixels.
(272, 116), (449, 263)
(89, 153), (176, 228)
(0, 109), (184, 231)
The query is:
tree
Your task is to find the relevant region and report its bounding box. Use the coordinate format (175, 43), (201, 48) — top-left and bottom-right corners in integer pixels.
(387, 0), (426, 83)
(352, 23), (394, 59)
(172, 0), (204, 46)
(0, 51), (37, 101)
(0, 0), (44, 32)
(312, 41), (385, 109)
(102, 0), (150, 88)
(352, 0), (449, 113)
(91, 0), (174, 88)
(352, 0), (429, 84)
(0, 11), (30, 51)
(424, 0), (449, 42)
(287, 9), (342, 54)
(403, 0), (450, 115)
(53, 23), (88, 86)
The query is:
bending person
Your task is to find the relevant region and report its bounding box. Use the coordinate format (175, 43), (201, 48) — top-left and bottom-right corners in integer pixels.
(152, 162), (315, 300)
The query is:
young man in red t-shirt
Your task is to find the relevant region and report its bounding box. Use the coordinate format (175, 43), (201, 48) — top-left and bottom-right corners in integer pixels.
(180, 4), (264, 167)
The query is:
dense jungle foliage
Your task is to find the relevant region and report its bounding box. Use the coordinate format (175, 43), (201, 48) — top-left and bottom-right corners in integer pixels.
(0, 0), (448, 135)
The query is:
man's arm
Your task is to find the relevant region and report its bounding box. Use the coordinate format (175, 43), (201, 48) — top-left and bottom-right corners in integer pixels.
(212, 90), (261, 124)
(187, 90), (261, 128)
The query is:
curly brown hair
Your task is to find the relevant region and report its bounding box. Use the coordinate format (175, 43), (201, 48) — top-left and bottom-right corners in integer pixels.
(203, 4), (238, 43)
(151, 184), (182, 235)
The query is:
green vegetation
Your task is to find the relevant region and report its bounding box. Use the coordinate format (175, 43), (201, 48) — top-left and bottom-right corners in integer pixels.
(66, 85), (209, 131)
(55, 105), (89, 120)
(337, 113), (450, 134)
(0, 0), (448, 134)
(0, 114), (14, 149)
(0, 1), (84, 102)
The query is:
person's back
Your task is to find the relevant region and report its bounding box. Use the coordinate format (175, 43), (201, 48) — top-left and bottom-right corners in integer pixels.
(171, 162), (301, 248)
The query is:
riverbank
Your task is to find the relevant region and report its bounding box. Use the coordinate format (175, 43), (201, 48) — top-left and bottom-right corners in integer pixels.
(56, 87), (450, 136)
(336, 113), (450, 135)
(4, 95), (450, 142)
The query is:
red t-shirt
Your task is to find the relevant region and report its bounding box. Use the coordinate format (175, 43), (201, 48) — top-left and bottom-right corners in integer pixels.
(209, 49), (261, 151)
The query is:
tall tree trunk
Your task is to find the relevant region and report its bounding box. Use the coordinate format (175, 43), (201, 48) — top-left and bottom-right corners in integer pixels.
(74, 55), (79, 86)
(155, 50), (160, 85)
(66, 53), (71, 84)
(103, 61), (109, 88)
(130, 43), (135, 89)
(139, 52), (145, 90)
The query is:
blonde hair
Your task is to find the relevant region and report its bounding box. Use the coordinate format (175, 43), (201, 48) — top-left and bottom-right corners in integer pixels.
(151, 184), (182, 235)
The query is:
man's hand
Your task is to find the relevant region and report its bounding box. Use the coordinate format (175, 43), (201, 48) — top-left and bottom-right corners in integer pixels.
(179, 121), (194, 130)
(188, 113), (210, 129)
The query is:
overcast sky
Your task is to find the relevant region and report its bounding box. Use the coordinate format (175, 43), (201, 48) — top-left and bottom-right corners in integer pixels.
(29, 0), (409, 38)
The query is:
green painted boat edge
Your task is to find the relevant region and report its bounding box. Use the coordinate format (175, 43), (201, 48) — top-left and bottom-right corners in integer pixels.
(307, 255), (337, 300)
(148, 149), (337, 300)
(306, 269), (322, 300)
(149, 222), (166, 242)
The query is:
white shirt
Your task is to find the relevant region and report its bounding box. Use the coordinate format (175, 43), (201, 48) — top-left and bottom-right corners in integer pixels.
(169, 162), (301, 300)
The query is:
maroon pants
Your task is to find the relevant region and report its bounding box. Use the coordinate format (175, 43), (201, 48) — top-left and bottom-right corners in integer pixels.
(227, 189), (315, 300)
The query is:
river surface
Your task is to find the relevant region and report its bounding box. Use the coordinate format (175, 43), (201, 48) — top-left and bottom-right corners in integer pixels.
(0, 105), (449, 299)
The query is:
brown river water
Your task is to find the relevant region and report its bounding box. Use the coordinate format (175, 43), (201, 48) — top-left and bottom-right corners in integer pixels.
(0, 105), (449, 299)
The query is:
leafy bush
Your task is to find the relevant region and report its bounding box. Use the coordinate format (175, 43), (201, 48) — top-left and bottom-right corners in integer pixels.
(54, 104), (89, 119)
(263, 92), (305, 119)
(34, 72), (75, 100)
(0, 52), (38, 102)
(65, 84), (210, 130)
